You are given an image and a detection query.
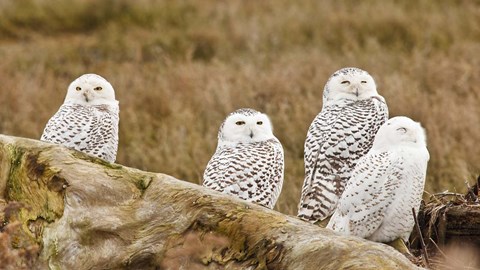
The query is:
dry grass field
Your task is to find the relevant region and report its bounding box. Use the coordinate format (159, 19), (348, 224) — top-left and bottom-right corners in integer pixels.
(0, 0), (478, 215)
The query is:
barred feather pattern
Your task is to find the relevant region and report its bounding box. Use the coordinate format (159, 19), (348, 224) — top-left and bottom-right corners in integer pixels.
(298, 97), (388, 222)
(203, 138), (284, 209)
(41, 103), (119, 163)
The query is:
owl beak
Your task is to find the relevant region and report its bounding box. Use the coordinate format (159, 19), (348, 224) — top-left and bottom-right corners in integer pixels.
(249, 130), (254, 139)
(83, 90), (93, 102)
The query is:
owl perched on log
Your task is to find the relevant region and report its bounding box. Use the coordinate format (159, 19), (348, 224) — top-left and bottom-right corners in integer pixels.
(203, 108), (284, 209)
(327, 116), (430, 243)
(41, 74), (119, 163)
(298, 67), (389, 223)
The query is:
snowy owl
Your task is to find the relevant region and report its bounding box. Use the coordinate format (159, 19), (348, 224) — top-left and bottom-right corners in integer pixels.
(203, 108), (284, 209)
(327, 116), (430, 243)
(298, 67), (389, 223)
(41, 74), (119, 163)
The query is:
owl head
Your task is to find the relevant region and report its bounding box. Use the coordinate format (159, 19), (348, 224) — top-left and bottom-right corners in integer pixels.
(65, 74), (117, 106)
(218, 108), (275, 144)
(373, 116), (428, 150)
(323, 67), (380, 104)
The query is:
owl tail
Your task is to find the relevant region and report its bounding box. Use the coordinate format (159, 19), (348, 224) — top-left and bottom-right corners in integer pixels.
(326, 211), (350, 235)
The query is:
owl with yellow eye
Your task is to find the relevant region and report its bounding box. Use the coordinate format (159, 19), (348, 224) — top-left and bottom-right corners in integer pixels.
(203, 108), (284, 209)
(41, 73), (119, 163)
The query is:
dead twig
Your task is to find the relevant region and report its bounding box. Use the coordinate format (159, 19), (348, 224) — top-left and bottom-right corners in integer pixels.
(432, 192), (464, 199)
(412, 208), (430, 268)
(428, 238), (446, 259)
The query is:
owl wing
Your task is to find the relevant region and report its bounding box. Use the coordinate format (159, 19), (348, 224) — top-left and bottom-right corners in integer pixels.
(298, 108), (338, 220)
(41, 104), (94, 149)
(203, 146), (233, 191)
(262, 138), (284, 209)
(91, 105), (119, 163)
(298, 98), (388, 223)
(327, 151), (401, 238)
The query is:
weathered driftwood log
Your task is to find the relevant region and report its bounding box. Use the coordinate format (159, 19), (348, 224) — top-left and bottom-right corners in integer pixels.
(0, 135), (420, 269)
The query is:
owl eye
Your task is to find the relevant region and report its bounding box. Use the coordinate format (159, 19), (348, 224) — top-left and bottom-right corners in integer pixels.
(235, 121), (245, 125)
(341, 80), (350, 85)
(94, 86), (103, 91)
(257, 121), (263, 125)
(397, 127), (407, 133)
(75, 87), (81, 91)
(361, 80), (367, 83)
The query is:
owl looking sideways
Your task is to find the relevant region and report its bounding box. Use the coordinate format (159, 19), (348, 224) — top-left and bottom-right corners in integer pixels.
(327, 116), (430, 243)
(298, 67), (389, 224)
(41, 74), (119, 163)
(203, 108), (284, 209)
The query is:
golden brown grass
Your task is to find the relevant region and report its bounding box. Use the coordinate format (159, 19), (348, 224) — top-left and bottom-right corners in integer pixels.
(0, 0), (479, 215)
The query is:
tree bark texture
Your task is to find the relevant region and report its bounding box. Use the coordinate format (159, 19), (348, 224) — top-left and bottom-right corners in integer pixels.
(0, 135), (421, 270)
(413, 202), (480, 249)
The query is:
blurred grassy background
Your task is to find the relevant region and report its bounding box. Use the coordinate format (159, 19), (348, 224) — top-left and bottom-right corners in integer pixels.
(0, 0), (478, 215)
